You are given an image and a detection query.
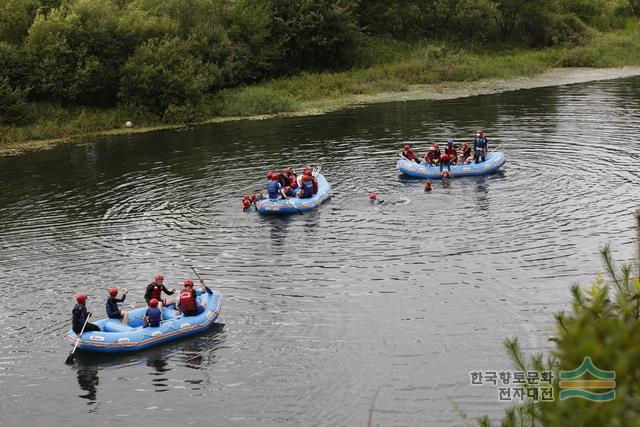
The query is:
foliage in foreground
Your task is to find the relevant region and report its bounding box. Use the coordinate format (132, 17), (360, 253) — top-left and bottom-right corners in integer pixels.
(477, 211), (640, 427)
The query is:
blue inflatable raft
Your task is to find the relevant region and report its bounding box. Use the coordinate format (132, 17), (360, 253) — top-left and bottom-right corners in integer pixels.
(397, 151), (506, 179)
(65, 288), (222, 353)
(256, 172), (331, 215)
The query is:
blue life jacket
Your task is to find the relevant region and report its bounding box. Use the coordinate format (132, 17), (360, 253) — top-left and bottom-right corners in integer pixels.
(105, 297), (120, 317)
(146, 307), (162, 327)
(474, 137), (487, 149)
(301, 180), (313, 198)
(267, 180), (280, 200)
(72, 303), (87, 331)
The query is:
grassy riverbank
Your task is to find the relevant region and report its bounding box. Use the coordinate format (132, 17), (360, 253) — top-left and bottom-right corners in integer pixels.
(2, 21), (640, 156)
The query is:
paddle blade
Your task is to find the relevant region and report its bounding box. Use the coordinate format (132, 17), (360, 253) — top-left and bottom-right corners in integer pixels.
(65, 352), (75, 365)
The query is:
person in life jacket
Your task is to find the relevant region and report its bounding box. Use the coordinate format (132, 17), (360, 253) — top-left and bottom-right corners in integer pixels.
(267, 172), (281, 200)
(459, 143), (472, 164)
(105, 287), (129, 325)
(285, 168), (298, 189)
(303, 169), (318, 194)
(242, 196), (252, 210)
(439, 153), (452, 172)
(176, 279), (208, 316)
(277, 169), (290, 188)
(144, 275), (175, 309)
(444, 139), (457, 164)
(423, 146), (438, 165)
(473, 130), (488, 163)
(299, 175), (314, 198)
(72, 293), (101, 335)
(401, 144), (420, 163)
(144, 298), (163, 328)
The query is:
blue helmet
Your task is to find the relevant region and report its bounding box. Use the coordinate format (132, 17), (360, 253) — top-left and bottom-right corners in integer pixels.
(447, 138), (454, 145)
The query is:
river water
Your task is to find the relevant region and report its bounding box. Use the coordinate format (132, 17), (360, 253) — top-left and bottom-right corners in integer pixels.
(1, 76), (639, 426)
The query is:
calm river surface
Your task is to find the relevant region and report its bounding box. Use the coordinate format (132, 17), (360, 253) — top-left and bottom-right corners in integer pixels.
(1, 76), (640, 427)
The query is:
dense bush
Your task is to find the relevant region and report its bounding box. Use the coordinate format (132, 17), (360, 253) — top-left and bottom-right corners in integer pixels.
(0, 0), (635, 126)
(118, 36), (217, 115)
(0, 77), (28, 124)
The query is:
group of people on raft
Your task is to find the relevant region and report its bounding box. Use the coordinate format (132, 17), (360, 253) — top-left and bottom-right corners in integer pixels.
(400, 130), (489, 171)
(242, 166), (319, 209)
(71, 275), (210, 335)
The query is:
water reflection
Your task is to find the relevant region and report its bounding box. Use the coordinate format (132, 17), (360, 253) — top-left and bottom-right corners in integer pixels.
(70, 324), (224, 400)
(76, 366), (99, 402)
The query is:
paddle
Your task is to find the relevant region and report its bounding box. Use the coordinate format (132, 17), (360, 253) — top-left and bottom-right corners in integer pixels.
(65, 313), (91, 364)
(287, 197), (304, 215)
(191, 266), (213, 294)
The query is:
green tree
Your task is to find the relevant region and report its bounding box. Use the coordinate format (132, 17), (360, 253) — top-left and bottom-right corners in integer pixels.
(0, 77), (28, 124)
(0, 42), (31, 89)
(25, 1), (129, 104)
(478, 210), (640, 426)
(0, 0), (41, 44)
(118, 36), (217, 115)
(268, 0), (361, 71)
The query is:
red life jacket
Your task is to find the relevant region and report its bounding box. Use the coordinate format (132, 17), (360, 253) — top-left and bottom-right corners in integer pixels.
(445, 146), (456, 157)
(403, 149), (416, 161)
(179, 289), (197, 314)
(149, 284), (162, 301)
(289, 175), (298, 188)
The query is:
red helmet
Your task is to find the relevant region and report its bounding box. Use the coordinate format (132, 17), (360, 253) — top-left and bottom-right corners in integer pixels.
(149, 298), (159, 307)
(250, 194), (257, 201)
(243, 194), (250, 200)
(108, 288), (118, 297)
(368, 193), (377, 200)
(303, 170), (312, 177)
(301, 175), (310, 182)
(283, 168), (291, 175)
(266, 172), (273, 180)
(155, 275), (164, 282)
(75, 293), (87, 304)
(404, 144), (410, 150)
(242, 199), (251, 209)
(184, 279), (194, 287)
(271, 173), (279, 181)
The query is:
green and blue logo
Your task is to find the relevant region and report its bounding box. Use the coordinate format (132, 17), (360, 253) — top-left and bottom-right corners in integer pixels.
(559, 357), (615, 402)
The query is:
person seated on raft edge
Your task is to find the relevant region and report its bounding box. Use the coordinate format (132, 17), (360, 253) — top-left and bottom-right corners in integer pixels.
(267, 172), (282, 200)
(303, 167), (318, 194)
(176, 279), (208, 317)
(143, 298), (163, 328)
(401, 144), (420, 163)
(473, 129), (488, 163)
(459, 143), (472, 165)
(72, 293), (101, 334)
(106, 287), (129, 325)
(299, 174), (314, 199)
(145, 275), (176, 309)
(423, 145), (438, 166)
(444, 139), (457, 165)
